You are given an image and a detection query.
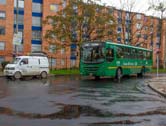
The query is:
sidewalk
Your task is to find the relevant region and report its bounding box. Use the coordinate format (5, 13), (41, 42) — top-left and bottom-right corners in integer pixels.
(147, 76), (166, 97)
(0, 71), (4, 77)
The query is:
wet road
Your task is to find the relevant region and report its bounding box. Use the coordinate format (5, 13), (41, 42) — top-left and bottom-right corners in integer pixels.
(0, 75), (166, 126)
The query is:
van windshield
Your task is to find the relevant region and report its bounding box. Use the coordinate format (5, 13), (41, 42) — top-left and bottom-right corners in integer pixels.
(11, 58), (21, 64)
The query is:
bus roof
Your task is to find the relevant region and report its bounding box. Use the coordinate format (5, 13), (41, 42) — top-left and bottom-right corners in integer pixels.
(105, 41), (152, 52)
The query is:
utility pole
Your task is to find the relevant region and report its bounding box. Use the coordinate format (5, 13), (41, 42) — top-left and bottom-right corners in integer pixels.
(157, 52), (159, 77)
(164, 21), (166, 69)
(164, 20), (166, 69)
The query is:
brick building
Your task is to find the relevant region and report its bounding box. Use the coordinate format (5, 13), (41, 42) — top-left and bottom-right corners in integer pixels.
(0, 0), (165, 69)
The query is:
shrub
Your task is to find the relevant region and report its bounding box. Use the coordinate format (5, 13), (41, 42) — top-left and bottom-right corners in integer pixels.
(1, 61), (10, 70)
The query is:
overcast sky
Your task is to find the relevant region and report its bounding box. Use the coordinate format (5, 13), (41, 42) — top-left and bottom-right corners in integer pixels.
(96, 0), (166, 17)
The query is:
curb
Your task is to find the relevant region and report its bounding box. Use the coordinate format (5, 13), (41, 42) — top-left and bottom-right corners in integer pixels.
(147, 76), (166, 98)
(148, 84), (166, 98)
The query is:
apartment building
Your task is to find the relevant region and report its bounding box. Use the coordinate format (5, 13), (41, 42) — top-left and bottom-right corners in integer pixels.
(0, 0), (42, 62)
(0, 0), (165, 68)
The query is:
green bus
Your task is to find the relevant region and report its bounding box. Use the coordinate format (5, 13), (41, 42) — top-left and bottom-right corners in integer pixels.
(80, 40), (153, 80)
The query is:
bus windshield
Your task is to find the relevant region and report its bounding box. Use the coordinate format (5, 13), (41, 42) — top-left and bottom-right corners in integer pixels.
(81, 43), (105, 63)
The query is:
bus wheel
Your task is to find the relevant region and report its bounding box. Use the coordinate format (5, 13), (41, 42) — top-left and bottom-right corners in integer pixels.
(138, 67), (145, 77)
(116, 68), (122, 82)
(14, 71), (22, 79)
(41, 71), (47, 79)
(95, 76), (100, 80)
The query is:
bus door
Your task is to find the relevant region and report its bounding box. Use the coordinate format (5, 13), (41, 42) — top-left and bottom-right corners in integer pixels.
(106, 48), (114, 62)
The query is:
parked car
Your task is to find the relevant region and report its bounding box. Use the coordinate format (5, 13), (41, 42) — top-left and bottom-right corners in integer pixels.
(4, 55), (49, 79)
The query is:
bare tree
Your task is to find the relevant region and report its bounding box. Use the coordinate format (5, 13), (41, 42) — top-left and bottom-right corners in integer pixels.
(116, 0), (152, 48)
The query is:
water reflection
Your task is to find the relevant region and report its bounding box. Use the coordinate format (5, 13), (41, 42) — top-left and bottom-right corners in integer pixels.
(48, 75), (80, 95)
(0, 75), (166, 126)
(0, 78), (10, 98)
(1, 103), (166, 120)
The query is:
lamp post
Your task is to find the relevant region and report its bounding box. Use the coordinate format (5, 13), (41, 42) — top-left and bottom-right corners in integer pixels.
(157, 51), (159, 77)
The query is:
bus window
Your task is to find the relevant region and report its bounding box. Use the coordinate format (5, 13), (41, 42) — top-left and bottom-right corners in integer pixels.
(127, 48), (131, 59)
(106, 48), (114, 62)
(116, 47), (123, 58)
(138, 50), (143, 59)
(143, 51), (147, 60)
(131, 49), (136, 59)
(123, 47), (129, 59)
(146, 51), (151, 60)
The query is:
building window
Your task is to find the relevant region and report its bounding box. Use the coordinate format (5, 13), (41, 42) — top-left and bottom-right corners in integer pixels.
(144, 26), (148, 31)
(136, 23), (142, 29)
(14, 14), (24, 24)
(156, 37), (160, 43)
(32, 3), (42, 13)
(117, 18), (122, 23)
(144, 34), (148, 40)
(117, 36), (121, 42)
(0, 26), (5, 35)
(126, 20), (131, 25)
(62, 0), (67, 8)
(136, 32), (141, 38)
(49, 58), (56, 66)
(61, 59), (65, 66)
(32, 17), (41, 27)
(0, 11), (5, 19)
(18, 45), (23, 52)
(156, 42), (160, 48)
(0, 56), (4, 64)
(32, 31), (41, 40)
(117, 27), (121, 33)
(126, 13), (130, 19)
(50, 4), (59, 12)
(109, 7), (114, 14)
(0, 41), (5, 50)
(49, 44), (56, 53)
(125, 32), (130, 39)
(31, 44), (41, 52)
(73, 4), (78, 14)
(126, 28), (131, 32)
(136, 14), (142, 19)
(118, 11), (122, 17)
(61, 47), (65, 54)
(71, 60), (76, 67)
(0, 0), (6, 4)
(14, 0), (24, 9)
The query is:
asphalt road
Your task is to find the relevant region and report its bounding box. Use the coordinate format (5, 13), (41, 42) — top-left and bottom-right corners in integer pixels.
(0, 75), (166, 126)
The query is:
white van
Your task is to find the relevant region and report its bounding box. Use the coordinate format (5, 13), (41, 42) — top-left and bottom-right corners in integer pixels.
(4, 55), (49, 79)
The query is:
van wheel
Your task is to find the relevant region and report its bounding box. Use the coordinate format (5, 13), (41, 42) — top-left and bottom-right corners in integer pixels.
(14, 71), (22, 79)
(41, 71), (47, 79)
